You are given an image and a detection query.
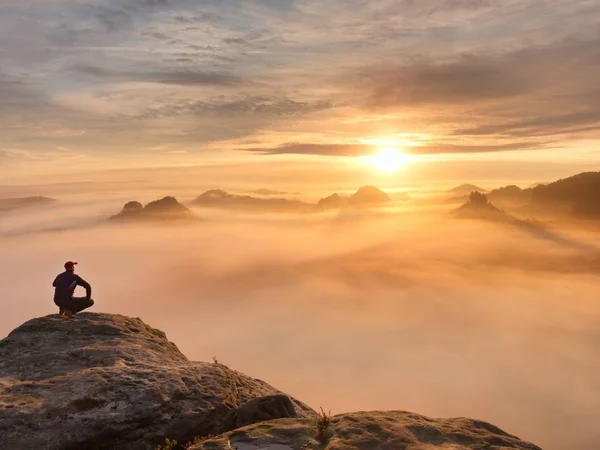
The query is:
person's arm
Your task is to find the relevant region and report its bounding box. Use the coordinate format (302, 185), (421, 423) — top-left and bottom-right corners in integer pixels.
(52, 275), (59, 287)
(76, 276), (92, 300)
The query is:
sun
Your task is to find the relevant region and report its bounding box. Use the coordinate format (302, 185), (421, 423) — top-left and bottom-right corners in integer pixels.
(364, 148), (412, 172)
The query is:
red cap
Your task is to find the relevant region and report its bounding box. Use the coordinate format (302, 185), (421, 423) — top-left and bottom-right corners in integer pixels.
(64, 261), (78, 269)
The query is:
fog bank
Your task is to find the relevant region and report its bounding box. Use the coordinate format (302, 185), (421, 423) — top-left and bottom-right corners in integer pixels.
(1, 203), (599, 450)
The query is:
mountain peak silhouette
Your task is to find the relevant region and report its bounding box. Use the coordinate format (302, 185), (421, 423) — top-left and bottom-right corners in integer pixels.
(347, 186), (391, 207)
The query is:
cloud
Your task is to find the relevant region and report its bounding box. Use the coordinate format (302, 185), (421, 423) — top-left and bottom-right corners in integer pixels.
(0, 147), (86, 164)
(134, 96), (334, 119)
(354, 35), (600, 140)
(74, 64), (243, 86)
(93, 6), (133, 32)
(171, 12), (222, 24)
(246, 143), (370, 157)
(361, 57), (532, 108)
(412, 141), (554, 154)
(0, 75), (51, 111)
(360, 35), (600, 106)
(455, 108), (600, 138)
(245, 141), (552, 156)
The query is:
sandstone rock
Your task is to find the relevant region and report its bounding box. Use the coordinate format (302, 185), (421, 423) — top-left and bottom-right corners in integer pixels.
(452, 192), (508, 221)
(234, 394), (299, 429)
(189, 411), (542, 450)
(0, 313), (314, 450)
(316, 194), (346, 211)
(109, 197), (196, 222)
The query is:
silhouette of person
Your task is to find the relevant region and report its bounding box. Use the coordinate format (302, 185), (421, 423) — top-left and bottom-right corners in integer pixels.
(52, 261), (94, 318)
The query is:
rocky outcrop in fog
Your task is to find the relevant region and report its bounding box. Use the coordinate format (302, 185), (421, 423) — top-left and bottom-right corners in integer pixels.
(318, 187), (392, 211)
(193, 186), (392, 213)
(316, 193), (347, 210)
(452, 192), (507, 221)
(109, 196), (196, 222)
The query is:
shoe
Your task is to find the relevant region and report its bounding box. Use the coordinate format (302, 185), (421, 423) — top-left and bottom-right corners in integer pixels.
(63, 310), (74, 319)
(59, 309), (65, 316)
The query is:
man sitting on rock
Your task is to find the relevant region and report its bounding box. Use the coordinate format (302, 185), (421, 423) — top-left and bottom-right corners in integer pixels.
(53, 261), (94, 318)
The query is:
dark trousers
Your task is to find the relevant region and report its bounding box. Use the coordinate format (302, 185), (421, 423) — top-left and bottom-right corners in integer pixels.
(55, 297), (95, 314)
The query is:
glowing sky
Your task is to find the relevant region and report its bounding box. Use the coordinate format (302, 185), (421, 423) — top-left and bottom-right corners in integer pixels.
(1, 0), (600, 180)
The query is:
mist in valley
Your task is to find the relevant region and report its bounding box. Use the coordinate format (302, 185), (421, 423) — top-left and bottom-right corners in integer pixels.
(0, 194), (599, 450)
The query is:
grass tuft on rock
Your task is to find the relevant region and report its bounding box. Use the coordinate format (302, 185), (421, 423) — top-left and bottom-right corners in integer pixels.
(315, 407), (332, 445)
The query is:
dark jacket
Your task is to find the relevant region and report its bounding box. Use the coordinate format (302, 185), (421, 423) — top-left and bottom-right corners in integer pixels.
(53, 271), (92, 302)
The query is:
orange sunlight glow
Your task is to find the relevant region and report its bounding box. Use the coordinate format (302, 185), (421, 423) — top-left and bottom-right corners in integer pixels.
(364, 148), (413, 172)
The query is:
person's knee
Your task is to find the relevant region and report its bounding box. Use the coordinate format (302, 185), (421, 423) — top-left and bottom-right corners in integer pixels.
(89, 299), (94, 306)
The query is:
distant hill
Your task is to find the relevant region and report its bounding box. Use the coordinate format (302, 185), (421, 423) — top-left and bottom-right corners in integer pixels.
(317, 186), (391, 211)
(488, 185), (531, 203)
(109, 197), (195, 222)
(192, 189), (310, 212)
(449, 171), (600, 220)
(316, 193), (347, 210)
(530, 171), (600, 218)
(448, 184), (488, 195)
(193, 187), (392, 212)
(347, 186), (391, 207)
(0, 196), (57, 213)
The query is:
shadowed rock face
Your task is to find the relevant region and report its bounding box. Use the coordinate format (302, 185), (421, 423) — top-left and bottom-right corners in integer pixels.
(109, 196), (196, 222)
(190, 411), (542, 450)
(0, 313), (314, 450)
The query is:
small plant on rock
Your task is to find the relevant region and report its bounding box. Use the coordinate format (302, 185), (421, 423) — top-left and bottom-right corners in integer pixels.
(315, 407), (332, 445)
(184, 435), (213, 449)
(155, 437), (178, 450)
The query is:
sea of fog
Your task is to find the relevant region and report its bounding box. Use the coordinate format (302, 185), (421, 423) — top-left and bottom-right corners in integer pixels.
(1, 197), (599, 450)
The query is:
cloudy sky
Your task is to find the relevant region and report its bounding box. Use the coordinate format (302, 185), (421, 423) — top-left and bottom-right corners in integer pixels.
(2, 0), (600, 181)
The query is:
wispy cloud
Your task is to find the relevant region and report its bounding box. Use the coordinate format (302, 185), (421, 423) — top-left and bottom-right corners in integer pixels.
(245, 140), (553, 156)
(134, 96), (334, 119)
(74, 64), (244, 86)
